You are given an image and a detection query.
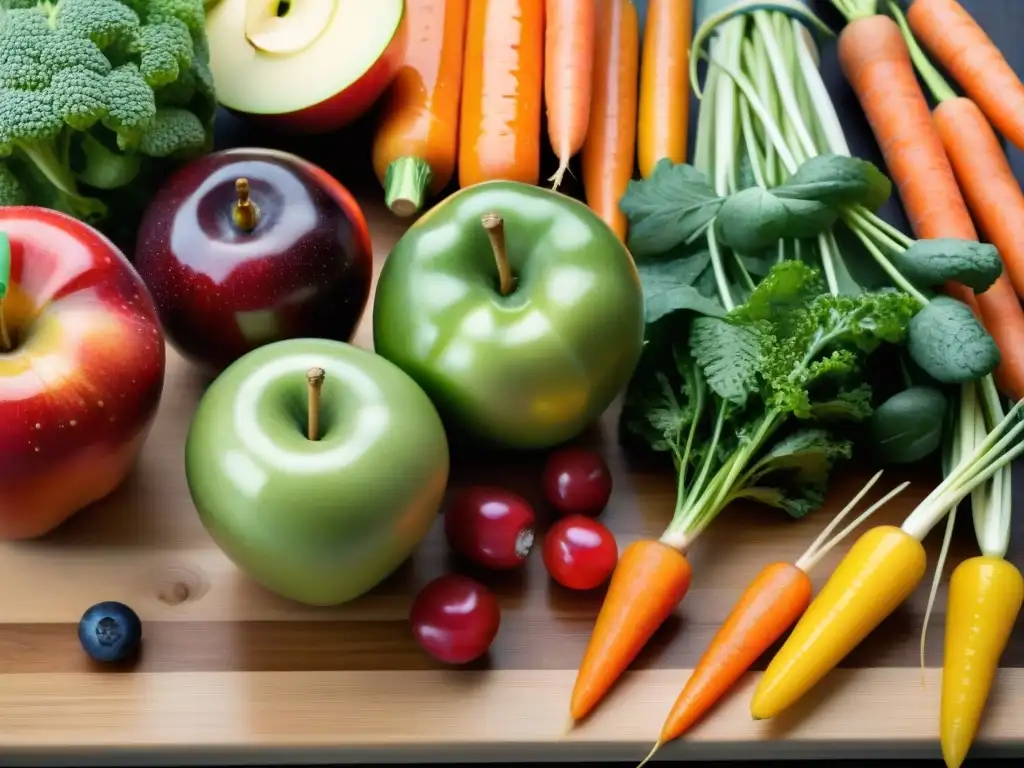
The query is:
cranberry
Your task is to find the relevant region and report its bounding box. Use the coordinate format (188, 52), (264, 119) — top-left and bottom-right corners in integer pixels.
(444, 487), (536, 570)
(409, 574), (501, 664)
(542, 448), (612, 516)
(542, 515), (618, 590)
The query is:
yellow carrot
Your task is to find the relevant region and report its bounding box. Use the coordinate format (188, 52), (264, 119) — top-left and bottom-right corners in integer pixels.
(750, 397), (1024, 720)
(941, 556), (1023, 768)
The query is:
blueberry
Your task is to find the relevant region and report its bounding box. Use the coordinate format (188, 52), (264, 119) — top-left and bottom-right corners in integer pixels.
(78, 602), (142, 663)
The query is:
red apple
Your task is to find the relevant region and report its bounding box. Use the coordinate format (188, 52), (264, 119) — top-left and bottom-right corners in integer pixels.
(0, 208), (165, 540)
(133, 148), (374, 373)
(206, 0), (406, 133)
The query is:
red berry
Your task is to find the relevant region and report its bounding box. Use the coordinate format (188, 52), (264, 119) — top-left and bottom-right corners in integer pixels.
(542, 515), (618, 590)
(444, 487), (536, 570)
(409, 575), (501, 665)
(542, 448), (612, 516)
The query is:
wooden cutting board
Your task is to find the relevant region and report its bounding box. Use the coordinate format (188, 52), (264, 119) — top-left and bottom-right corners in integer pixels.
(1, 192), (1021, 765)
(3, 0), (1024, 763)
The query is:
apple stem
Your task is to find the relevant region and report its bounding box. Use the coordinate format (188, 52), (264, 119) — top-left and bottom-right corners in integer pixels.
(306, 367), (326, 441)
(0, 232), (10, 353)
(233, 178), (260, 233)
(481, 213), (514, 296)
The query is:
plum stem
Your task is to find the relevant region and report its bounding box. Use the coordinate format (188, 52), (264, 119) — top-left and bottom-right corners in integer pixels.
(0, 232), (10, 353)
(233, 178), (260, 233)
(481, 213), (514, 296)
(306, 367), (325, 441)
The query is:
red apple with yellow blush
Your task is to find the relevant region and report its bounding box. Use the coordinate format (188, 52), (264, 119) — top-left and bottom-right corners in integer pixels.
(206, 0), (406, 133)
(0, 208), (165, 540)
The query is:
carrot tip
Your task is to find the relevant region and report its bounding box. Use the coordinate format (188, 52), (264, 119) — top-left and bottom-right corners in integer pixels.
(563, 716), (576, 735)
(635, 739), (663, 768)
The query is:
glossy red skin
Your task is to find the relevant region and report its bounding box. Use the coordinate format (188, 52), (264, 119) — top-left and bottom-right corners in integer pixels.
(241, 14), (407, 134)
(542, 448), (613, 517)
(410, 574), (501, 665)
(542, 515), (619, 591)
(134, 148), (373, 374)
(0, 207), (166, 540)
(444, 486), (536, 570)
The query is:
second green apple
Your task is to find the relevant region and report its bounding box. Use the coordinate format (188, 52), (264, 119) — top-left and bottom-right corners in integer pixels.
(373, 181), (645, 450)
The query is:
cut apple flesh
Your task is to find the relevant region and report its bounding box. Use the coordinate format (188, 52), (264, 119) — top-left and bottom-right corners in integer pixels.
(207, 0), (404, 116)
(244, 0), (337, 55)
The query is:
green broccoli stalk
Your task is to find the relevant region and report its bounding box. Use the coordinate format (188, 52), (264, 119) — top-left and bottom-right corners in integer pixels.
(0, 0), (215, 230)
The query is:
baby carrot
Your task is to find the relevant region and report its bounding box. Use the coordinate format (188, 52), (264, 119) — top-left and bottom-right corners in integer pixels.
(458, 0), (545, 188)
(941, 556), (1023, 768)
(544, 0), (595, 190)
(836, 8), (1024, 401)
(637, 0), (692, 179)
(644, 474), (906, 754)
(907, 0), (1024, 152)
(569, 538), (692, 723)
(372, 0), (469, 216)
(750, 399), (1024, 720)
(581, 0), (639, 241)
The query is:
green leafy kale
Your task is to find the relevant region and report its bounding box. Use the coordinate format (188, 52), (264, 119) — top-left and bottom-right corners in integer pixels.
(0, 0), (215, 229)
(620, 260), (919, 544)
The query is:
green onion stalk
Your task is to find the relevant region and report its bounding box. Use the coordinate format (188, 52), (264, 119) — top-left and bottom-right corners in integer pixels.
(690, 0), (1022, 620)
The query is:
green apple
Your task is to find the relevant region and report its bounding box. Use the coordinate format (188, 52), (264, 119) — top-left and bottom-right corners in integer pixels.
(373, 181), (645, 450)
(185, 338), (449, 606)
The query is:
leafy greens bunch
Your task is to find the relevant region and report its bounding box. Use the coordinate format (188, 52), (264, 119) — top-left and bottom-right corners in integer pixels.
(621, 259), (917, 550)
(0, 0), (216, 235)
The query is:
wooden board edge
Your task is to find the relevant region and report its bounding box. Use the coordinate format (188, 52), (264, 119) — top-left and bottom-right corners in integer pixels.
(1, 668), (1022, 763)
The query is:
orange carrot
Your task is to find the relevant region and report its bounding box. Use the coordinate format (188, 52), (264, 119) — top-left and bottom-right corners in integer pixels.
(569, 539), (692, 723)
(544, 0), (595, 190)
(836, 12), (1024, 400)
(581, 0), (639, 241)
(933, 100), (1024, 303)
(642, 474), (907, 755)
(637, 0), (692, 179)
(372, 0), (469, 216)
(458, 0), (545, 188)
(907, 0), (1024, 152)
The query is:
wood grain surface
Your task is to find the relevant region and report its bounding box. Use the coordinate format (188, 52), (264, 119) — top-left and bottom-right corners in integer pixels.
(3, 0), (1024, 765)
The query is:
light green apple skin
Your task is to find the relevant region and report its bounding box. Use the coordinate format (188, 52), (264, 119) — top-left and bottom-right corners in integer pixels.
(373, 181), (645, 450)
(185, 338), (449, 606)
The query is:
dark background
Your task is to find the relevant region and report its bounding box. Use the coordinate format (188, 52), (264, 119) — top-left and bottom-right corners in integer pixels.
(114, 0), (1024, 765)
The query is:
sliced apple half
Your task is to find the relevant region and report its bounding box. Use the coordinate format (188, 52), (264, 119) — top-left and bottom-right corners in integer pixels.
(206, 0), (406, 133)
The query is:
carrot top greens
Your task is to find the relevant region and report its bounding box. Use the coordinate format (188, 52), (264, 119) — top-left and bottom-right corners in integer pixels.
(622, 259), (916, 549)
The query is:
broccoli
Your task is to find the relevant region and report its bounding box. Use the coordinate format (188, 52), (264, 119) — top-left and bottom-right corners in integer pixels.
(0, 0), (215, 231)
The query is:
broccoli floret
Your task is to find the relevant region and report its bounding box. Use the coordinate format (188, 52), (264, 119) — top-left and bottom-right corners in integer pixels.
(53, 0), (141, 51)
(0, 0), (214, 229)
(139, 18), (192, 87)
(138, 107), (206, 157)
(0, 161), (27, 206)
(102, 63), (157, 146)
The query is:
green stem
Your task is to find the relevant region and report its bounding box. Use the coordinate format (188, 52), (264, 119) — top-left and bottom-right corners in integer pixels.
(842, 211), (930, 303)
(888, 1), (957, 104)
(753, 11), (816, 161)
(706, 225), (736, 311)
(384, 156), (433, 217)
(831, 0), (878, 22)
